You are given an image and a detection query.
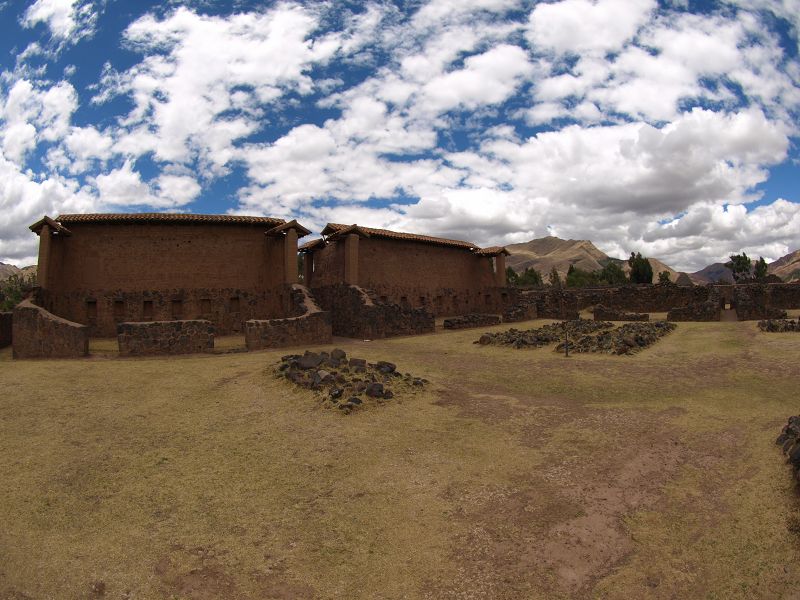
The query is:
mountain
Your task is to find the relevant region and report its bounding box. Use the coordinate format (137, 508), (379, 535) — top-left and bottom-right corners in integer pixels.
(506, 236), (683, 282)
(769, 250), (800, 282)
(0, 262), (21, 281)
(690, 262), (733, 284)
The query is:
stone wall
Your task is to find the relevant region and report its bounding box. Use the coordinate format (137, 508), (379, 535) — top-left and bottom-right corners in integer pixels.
(117, 320), (214, 356)
(312, 283), (434, 339)
(443, 314), (501, 329)
(12, 298), (88, 359)
(667, 295), (721, 322)
(0, 312), (12, 348)
(593, 305), (649, 321)
(502, 294), (538, 322)
(245, 284), (332, 350)
(38, 286), (290, 338)
(733, 285), (789, 321)
(568, 284), (714, 313)
(510, 289), (579, 320)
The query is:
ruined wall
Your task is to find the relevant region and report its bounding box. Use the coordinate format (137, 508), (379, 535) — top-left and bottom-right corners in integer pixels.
(312, 283), (434, 339)
(733, 285), (787, 321)
(245, 284), (332, 350)
(766, 283), (800, 309)
(40, 288), (290, 338)
(443, 314), (501, 330)
(0, 312), (12, 348)
(117, 320), (214, 356)
(509, 289), (579, 320)
(41, 222), (291, 336)
(593, 305), (649, 321)
(568, 284), (714, 313)
(12, 298), (88, 358)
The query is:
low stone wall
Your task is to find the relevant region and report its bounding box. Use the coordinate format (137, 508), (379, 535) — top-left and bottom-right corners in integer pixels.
(777, 416), (800, 482)
(245, 284), (332, 350)
(0, 312), (11, 348)
(733, 285), (788, 321)
(12, 298), (88, 359)
(117, 320), (214, 356)
(312, 284), (434, 339)
(443, 314), (501, 330)
(502, 295), (538, 322)
(667, 299), (720, 322)
(513, 289), (579, 320)
(593, 305), (649, 321)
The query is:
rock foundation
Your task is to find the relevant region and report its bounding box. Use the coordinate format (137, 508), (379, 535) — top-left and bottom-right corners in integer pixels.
(117, 320), (214, 356)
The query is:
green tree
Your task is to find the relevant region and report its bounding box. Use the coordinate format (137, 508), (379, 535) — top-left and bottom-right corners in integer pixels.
(566, 265), (598, 288)
(753, 256), (768, 280)
(597, 262), (627, 286)
(505, 266), (519, 285)
(549, 266), (562, 288)
(0, 274), (35, 311)
(725, 253), (752, 283)
(658, 270), (671, 284)
(518, 267), (543, 287)
(628, 252), (653, 284)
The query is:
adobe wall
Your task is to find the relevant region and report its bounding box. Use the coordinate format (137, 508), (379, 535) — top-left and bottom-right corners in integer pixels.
(312, 283), (434, 339)
(0, 312), (12, 348)
(12, 298), (88, 359)
(245, 284), (332, 350)
(39, 287), (289, 338)
(40, 222), (292, 336)
(117, 320), (214, 356)
(358, 238), (504, 315)
(308, 241), (345, 287)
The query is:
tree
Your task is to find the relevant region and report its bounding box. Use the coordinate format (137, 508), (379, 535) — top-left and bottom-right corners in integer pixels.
(518, 267), (543, 287)
(754, 256), (768, 280)
(628, 252), (653, 284)
(658, 270), (672, 284)
(566, 265), (598, 288)
(726, 253), (752, 283)
(549, 266), (562, 288)
(505, 266), (519, 285)
(597, 262), (627, 286)
(0, 274), (35, 311)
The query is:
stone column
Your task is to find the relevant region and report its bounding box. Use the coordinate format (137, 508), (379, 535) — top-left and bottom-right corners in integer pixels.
(344, 234), (359, 285)
(303, 252), (313, 285)
(37, 223), (52, 289)
(284, 228), (298, 284)
(495, 253), (506, 286)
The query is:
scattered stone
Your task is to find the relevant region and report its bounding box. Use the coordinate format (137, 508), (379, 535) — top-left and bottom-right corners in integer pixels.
(475, 319), (613, 349)
(777, 416), (800, 482)
(759, 318), (800, 332)
(276, 351), (428, 414)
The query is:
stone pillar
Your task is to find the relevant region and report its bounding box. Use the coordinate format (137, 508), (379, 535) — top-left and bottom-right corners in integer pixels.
(284, 228), (298, 284)
(303, 252), (314, 285)
(495, 254), (506, 286)
(344, 234), (359, 285)
(37, 223), (52, 289)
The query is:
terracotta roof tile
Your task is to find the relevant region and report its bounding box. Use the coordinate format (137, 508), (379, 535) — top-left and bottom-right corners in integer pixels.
(55, 213), (286, 227)
(321, 223), (477, 250)
(475, 246), (510, 256)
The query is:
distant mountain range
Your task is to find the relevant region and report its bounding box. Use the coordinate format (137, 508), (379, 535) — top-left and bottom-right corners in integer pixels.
(506, 236), (800, 283)
(0, 263), (37, 282)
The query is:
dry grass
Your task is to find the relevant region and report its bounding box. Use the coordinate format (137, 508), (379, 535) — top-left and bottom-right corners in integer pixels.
(1, 319), (799, 599)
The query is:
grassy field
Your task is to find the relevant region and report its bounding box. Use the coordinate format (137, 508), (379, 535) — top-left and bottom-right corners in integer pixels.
(1, 319), (799, 599)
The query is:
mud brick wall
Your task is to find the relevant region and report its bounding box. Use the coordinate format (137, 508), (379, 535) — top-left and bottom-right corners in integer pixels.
(312, 283), (434, 339)
(117, 320), (214, 356)
(12, 298), (88, 359)
(593, 305), (649, 321)
(0, 312), (11, 348)
(443, 314), (501, 329)
(245, 284), (332, 350)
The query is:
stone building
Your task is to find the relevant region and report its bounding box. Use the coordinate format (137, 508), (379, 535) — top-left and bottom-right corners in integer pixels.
(300, 223), (510, 316)
(29, 213), (310, 337)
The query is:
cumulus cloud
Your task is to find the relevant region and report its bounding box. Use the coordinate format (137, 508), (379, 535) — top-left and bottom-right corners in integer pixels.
(21, 0), (98, 44)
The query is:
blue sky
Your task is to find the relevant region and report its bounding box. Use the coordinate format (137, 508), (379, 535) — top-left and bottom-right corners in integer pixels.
(0, 0), (798, 271)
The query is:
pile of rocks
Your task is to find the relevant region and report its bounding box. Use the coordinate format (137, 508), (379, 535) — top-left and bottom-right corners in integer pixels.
(277, 349), (427, 414)
(554, 321), (676, 355)
(443, 313), (501, 330)
(758, 318), (800, 332)
(475, 319), (613, 349)
(777, 416), (800, 481)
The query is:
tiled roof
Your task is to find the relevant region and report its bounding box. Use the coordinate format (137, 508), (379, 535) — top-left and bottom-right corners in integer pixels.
(30, 215), (72, 236)
(265, 219), (312, 238)
(55, 213), (286, 227)
(299, 237), (326, 251)
(474, 246), (510, 256)
(321, 223), (478, 250)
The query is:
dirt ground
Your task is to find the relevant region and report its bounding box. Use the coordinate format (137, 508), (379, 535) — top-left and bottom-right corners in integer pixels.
(1, 319), (799, 599)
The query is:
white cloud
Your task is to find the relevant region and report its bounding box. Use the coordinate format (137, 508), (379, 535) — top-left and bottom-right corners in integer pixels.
(21, 0), (97, 43)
